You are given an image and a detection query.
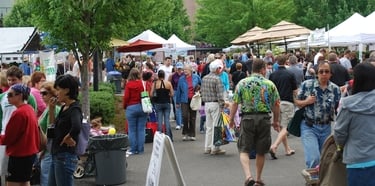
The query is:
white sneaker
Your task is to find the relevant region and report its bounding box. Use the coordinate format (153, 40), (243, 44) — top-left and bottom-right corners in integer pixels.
(176, 126), (181, 130)
(182, 136), (188, 141)
(190, 137), (196, 141)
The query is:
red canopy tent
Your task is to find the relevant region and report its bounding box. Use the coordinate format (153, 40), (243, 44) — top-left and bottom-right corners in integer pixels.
(117, 39), (163, 53)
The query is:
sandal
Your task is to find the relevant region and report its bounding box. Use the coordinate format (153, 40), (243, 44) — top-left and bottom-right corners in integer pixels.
(244, 177), (255, 186)
(269, 149), (277, 160)
(286, 150), (295, 156)
(254, 180), (265, 186)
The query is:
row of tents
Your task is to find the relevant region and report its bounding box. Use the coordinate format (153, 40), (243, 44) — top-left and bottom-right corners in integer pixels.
(230, 11), (375, 50)
(0, 28), (196, 62)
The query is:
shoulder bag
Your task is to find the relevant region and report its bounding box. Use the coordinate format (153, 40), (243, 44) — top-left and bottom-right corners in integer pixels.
(141, 81), (153, 113)
(287, 80), (315, 137)
(190, 91), (202, 111)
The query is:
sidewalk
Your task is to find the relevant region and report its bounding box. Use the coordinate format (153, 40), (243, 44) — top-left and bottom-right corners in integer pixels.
(75, 121), (307, 186)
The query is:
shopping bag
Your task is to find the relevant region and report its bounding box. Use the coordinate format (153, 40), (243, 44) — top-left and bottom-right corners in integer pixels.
(75, 121), (91, 155)
(141, 91), (153, 113)
(213, 112), (229, 146)
(190, 92), (201, 111)
(221, 112), (237, 142)
(141, 81), (153, 113)
(287, 107), (305, 137)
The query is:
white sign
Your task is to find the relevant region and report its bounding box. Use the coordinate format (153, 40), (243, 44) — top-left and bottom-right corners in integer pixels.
(39, 50), (56, 81)
(146, 132), (185, 186)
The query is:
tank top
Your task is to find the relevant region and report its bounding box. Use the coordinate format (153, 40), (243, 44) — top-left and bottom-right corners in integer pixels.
(155, 80), (170, 103)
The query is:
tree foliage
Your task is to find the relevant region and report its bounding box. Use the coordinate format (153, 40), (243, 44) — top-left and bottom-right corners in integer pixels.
(194, 0), (295, 47)
(26, 0), (171, 118)
(3, 0), (33, 27)
(293, 0), (375, 30)
(150, 0), (192, 42)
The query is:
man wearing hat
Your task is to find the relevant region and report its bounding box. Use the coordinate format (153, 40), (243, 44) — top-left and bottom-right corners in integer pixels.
(201, 59), (226, 155)
(169, 62), (184, 130)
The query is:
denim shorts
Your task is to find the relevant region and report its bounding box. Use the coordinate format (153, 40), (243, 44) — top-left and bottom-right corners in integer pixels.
(237, 114), (271, 154)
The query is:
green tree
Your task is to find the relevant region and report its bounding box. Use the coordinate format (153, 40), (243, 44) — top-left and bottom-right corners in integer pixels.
(195, 0), (295, 47)
(113, 0), (173, 41)
(3, 0), (33, 27)
(293, 0), (375, 29)
(150, 0), (192, 42)
(27, 0), (171, 118)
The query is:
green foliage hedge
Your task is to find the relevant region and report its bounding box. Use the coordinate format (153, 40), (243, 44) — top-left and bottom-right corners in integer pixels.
(79, 83), (117, 125)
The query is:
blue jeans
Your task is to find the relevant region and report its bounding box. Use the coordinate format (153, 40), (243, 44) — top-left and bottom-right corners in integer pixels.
(48, 152), (78, 186)
(173, 94), (182, 126)
(347, 166), (375, 186)
(41, 153), (52, 186)
(301, 120), (331, 168)
(154, 103), (173, 141)
(125, 103), (148, 154)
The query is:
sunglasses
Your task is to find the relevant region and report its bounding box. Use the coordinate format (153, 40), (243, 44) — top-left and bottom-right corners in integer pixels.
(40, 91), (49, 96)
(318, 70), (330, 74)
(7, 92), (19, 98)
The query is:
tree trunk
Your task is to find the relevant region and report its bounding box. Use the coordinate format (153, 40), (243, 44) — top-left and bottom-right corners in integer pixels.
(80, 54), (90, 121)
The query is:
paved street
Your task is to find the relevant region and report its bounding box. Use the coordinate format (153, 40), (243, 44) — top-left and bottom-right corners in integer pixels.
(75, 121), (308, 186)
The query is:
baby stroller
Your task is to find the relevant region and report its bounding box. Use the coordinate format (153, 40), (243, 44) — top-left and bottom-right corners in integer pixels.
(73, 139), (96, 179)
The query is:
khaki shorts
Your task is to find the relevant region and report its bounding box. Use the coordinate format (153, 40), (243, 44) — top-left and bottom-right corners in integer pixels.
(237, 114), (271, 155)
(280, 101), (295, 127)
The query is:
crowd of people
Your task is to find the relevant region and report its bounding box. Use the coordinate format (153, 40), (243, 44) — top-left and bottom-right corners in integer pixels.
(120, 48), (375, 186)
(0, 55), (84, 186)
(0, 47), (373, 185)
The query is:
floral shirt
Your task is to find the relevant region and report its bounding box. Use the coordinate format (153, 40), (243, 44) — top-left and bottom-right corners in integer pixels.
(297, 79), (341, 122)
(233, 74), (280, 113)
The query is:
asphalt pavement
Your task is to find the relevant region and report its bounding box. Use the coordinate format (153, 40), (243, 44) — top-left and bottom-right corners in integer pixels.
(75, 120), (308, 186)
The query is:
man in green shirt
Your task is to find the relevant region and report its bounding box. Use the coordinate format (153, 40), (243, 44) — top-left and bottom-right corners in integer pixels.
(229, 59), (280, 186)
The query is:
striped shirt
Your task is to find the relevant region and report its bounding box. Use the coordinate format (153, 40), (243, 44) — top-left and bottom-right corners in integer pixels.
(201, 73), (225, 109)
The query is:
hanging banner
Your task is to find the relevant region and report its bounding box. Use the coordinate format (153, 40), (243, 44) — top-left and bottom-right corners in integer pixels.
(39, 50), (56, 81)
(308, 28), (327, 46)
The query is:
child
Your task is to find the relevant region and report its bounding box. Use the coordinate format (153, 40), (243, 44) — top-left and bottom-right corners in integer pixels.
(90, 117), (104, 136)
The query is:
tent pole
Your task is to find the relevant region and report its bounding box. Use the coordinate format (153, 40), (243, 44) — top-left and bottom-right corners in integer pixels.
(284, 37), (288, 53)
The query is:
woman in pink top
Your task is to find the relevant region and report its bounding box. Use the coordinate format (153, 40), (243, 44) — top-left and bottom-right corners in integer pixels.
(30, 72), (47, 117)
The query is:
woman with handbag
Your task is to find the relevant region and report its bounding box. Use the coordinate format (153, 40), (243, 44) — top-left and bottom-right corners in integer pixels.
(175, 64), (201, 141)
(151, 70), (174, 141)
(123, 68), (148, 155)
(48, 74), (82, 186)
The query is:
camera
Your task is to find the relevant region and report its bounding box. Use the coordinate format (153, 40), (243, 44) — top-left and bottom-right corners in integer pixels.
(47, 127), (55, 138)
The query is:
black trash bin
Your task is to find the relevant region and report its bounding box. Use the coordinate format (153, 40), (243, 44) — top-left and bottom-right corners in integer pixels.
(89, 134), (129, 185)
(107, 71), (122, 94)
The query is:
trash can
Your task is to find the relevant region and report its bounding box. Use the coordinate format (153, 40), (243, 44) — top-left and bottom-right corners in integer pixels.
(89, 134), (129, 185)
(107, 71), (122, 94)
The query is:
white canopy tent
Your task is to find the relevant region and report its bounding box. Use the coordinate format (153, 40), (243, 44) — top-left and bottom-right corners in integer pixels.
(128, 29), (167, 44)
(167, 34), (195, 51)
(328, 13), (367, 46)
(0, 27), (37, 53)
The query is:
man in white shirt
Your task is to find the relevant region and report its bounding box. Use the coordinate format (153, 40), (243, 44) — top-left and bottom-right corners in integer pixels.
(71, 56), (81, 79)
(314, 48), (326, 65)
(339, 49), (353, 73)
(158, 57), (173, 81)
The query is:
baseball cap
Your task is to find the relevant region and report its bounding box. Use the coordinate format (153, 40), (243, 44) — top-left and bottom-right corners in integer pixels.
(209, 59), (223, 72)
(176, 62), (184, 69)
